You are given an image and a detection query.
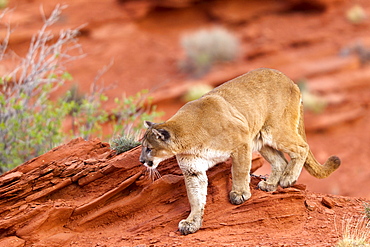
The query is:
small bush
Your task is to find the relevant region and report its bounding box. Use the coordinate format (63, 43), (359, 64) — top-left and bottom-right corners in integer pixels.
(108, 90), (163, 154)
(62, 84), (161, 154)
(110, 135), (140, 155)
(179, 27), (239, 78)
(346, 5), (367, 24)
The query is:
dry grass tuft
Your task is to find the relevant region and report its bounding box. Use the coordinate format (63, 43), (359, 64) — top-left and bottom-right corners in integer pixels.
(335, 215), (370, 247)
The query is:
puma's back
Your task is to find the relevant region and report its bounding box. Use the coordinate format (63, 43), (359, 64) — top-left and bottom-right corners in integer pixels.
(208, 68), (302, 135)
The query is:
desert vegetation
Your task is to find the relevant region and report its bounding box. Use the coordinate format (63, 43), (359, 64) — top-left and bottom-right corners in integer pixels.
(179, 27), (239, 78)
(0, 6), (161, 173)
(335, 215), (370, 247)
(365, 203), (370, 220)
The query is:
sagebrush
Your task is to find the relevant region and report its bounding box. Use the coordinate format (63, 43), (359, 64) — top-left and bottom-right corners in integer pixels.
(179, 27), (239, 77)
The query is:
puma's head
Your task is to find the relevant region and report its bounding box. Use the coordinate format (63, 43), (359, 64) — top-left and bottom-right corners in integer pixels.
(140, 121), (174, 170)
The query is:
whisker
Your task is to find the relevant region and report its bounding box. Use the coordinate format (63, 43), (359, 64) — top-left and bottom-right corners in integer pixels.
(145, 167), (161, 181)
(149, 168), (154, 181)
(154, 169), (162, 179)
(144, 168), (151, 180)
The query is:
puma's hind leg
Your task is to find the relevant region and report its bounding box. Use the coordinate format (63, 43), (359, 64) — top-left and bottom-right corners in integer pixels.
(275, 132), (309, 188)
(258, 145), (288, 192)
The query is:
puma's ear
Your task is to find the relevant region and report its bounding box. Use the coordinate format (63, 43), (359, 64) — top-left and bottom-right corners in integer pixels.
(144, 121), (154, 128)
(152, 128), (170, 142)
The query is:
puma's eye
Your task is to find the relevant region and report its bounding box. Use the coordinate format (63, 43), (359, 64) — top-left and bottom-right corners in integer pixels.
(146, 147), (152, 153)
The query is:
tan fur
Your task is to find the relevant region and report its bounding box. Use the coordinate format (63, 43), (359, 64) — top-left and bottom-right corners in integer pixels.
(140, 68), (340, 235)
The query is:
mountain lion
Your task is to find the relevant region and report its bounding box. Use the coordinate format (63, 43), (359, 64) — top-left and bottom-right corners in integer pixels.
(140, 68), (340, 235)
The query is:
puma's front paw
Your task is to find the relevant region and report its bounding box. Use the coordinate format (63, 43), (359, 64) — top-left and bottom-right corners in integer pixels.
(229, 190), (251, 205)
(178, 218), (202, 235)
(258, 180), (278, 192)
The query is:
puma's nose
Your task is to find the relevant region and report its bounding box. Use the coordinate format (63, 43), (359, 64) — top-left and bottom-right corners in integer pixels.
(140, 159), (153, 167)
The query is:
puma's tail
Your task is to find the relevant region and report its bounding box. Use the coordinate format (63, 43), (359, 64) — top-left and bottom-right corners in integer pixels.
(304, 151), (341, 178)
(298, 101), (341, 178)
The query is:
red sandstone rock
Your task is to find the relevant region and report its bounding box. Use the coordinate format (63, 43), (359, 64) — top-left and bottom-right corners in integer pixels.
(0, 236), (25, 247)
(321, 196), (335, 209)
(0, 138), (367, 246)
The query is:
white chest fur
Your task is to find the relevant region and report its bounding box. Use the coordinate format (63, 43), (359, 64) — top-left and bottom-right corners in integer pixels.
(176, 149), (230, 173)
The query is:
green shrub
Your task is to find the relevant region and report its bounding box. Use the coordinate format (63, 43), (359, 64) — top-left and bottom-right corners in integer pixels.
(109, 90), (164, 154)
(179, 27), (239, 78)
(110, 90), (162, 136)
(66, 89), (109, 141)
(110, 135), (140, 155)
(66, 87), (162, 142)
(0, 5), (81, 172)
(0, 6), (162, 173)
